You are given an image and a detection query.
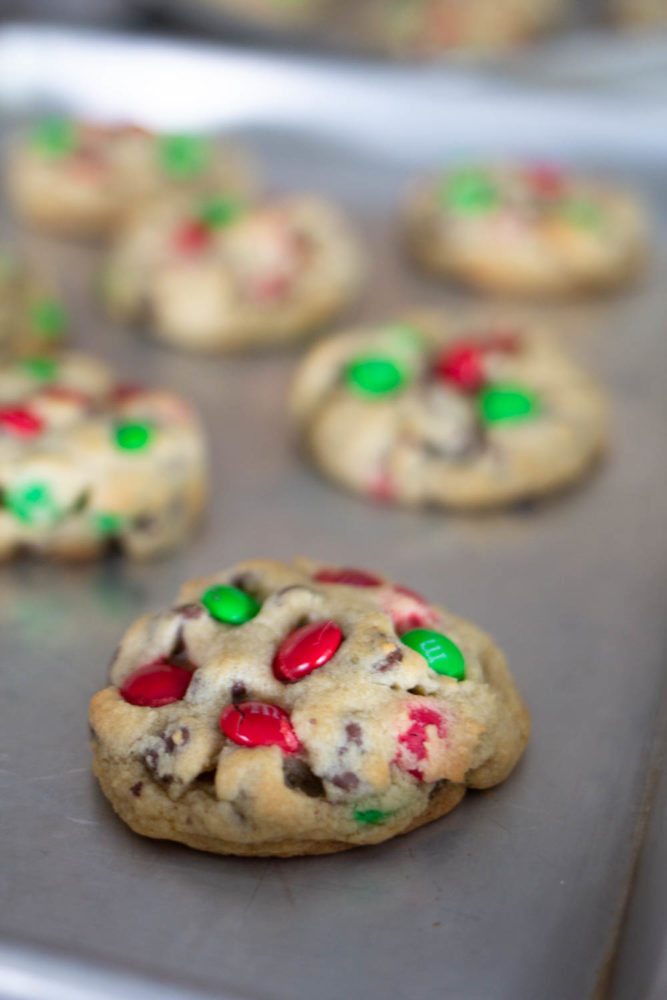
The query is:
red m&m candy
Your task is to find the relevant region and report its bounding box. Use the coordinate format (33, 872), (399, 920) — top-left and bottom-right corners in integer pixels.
(313, 567), (382, 587)
(526, 162), (565, 198)
(220, 702), (300, 753)
(433, 342), (486, 392)
(0, 406), (44, 438)
(172, 219), (211, 254)
(273, 620), (343, 683)
(120, 660), (193, 707)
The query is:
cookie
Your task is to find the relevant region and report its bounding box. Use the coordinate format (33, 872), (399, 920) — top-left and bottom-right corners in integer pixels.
(613, 0), (667, 25)
(208, 0), (327, 30)
(89, 556), (530, 856)
(290, 314), (608, 509)
(359, 0), (560, 57)
(0, 352), (207, 560)
(7, 118), (255, 239)
(0, 248), (67, 362)
(404, 163), (648, 295)
(102, 194), (363, 352)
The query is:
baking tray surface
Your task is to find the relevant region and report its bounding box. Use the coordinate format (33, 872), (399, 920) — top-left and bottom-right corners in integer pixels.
(1, 42), (667, 1000)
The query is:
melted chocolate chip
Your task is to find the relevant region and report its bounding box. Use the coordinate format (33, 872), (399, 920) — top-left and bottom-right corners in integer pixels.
(331, 771), (359, 792)
(164, 727), (190, 754)
(374, 647), (403, 672)
(345, 722), (363, 746)
(231, 682), (248, 704)
(130, 781), (143, 797)
(102, 535), (125, 560)
(174, 602), (204, 620)
(282, 758), (325, 798)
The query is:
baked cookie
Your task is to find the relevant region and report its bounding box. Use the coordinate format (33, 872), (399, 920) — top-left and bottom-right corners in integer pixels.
(0, 352), (206, 560)
(205, 0), (327, 30)
(89, 556), (530, 856)
(404, 163), (648, 296)
(101, 194), (363, 352)
(359, 0), (560, 57)
(7, 118), (255, 239)
(0, 248), (67, 362)
(290, 314), (608, 509)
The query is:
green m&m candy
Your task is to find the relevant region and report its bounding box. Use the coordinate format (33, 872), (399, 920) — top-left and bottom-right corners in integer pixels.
(478, 383), (540, 424)
(198, 196), (243, 229)
(30, 299), (67, 340)
(159, 134), (211, 179)
(401, 628), (466, 680)
(201, 584), (260, 625)
(442, 169), (499, 214)
(354, 808), (391, 825)
(114, 421), (154, 452)
(94, 512), (124, 536)
(22, 357), (59, 381)
(346, 356), (406, 397)
(31, 116), (76, 158)
(6, 482), (60, 526)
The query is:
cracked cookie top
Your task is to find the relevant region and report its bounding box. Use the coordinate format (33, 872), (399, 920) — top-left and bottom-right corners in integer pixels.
(89, 557), (529, 855)
(290, 314), (608, 509)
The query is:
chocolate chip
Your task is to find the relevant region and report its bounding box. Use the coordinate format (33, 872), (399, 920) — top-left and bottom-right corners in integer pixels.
(174, 602), (204, 620)
(164, 727), (190, 754)
(345, 722), (363, 746)
(102, 535), (125, 560)
(331, 771), (359, 792)
(130, 781), (143, 797)
(282, 758), (325, 798)
(231, 682), (247, 704)
(374, 647), (403, 672)
(133, 514), (156, 532)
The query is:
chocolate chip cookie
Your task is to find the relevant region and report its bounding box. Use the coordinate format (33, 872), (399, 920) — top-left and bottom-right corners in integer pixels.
(404, 163), (648, 295)
(89, 557), (530, 856)
(290, 314), (608, 509)
(0, 352), (207, 560)
(101, 193), (363, 351)
(7, 118), (255, 239)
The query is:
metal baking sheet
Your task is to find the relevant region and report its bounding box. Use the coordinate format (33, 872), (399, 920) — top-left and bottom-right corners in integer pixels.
(1, 29), (667, 1000)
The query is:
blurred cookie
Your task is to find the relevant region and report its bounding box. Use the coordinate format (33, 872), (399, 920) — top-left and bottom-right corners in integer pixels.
(102, 194), (363, 351)
(404, 163), (648, 295)
(0, 248), (67, 362)
(0, 352), (206, 560)
(89, 556), (530, 856)
(613, 0), (667, 26)
(7, 118), (256, 239)
(290, 314), (608, 509)
(361, 0), (560, 57)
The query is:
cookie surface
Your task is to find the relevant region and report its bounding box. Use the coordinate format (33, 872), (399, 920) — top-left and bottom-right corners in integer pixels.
(0, 352), (207, 560)
(0, 249), (67, 362)
(404, 163), (648, 295)
(360, 0), (560, 56)
(7, 118), (255, 238)
(90, 557), (530, 856)
(290, 314), (608, 509)
(102, 194), (363, 351)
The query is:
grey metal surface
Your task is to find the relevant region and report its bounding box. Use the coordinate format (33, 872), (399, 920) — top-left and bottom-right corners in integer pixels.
(1, 38), (667, 1000)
